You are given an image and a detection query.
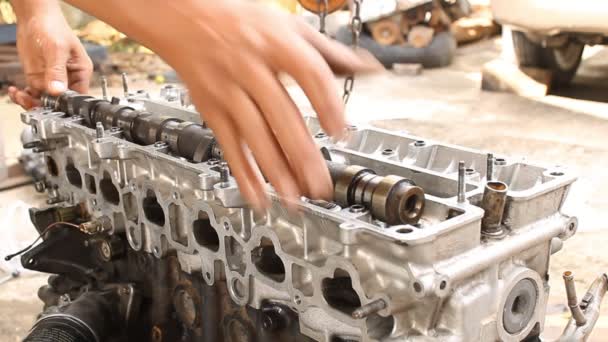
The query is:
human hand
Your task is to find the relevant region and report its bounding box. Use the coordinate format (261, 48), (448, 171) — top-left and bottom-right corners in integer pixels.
(62, 0), (382, 209)
(9, 1), (92, 109)
(155, 2), (382, 209)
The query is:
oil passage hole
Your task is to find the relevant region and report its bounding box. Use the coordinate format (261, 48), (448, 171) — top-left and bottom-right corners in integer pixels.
(511, 295), (528, 316)
(494, 158), (507, 165)
(396, 228), (413, 234)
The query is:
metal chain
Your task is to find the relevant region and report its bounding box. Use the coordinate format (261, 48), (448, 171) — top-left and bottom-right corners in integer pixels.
(342, 0), (362, 105)
(317, 0), (329, 35)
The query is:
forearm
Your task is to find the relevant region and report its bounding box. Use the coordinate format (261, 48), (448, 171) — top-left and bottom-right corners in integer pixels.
(10, 0), (64, 20)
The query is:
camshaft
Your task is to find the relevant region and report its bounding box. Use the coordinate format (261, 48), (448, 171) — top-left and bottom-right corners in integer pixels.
(41, 91), (425, 225)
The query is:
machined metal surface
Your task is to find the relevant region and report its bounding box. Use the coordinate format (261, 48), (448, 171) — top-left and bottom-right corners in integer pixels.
(20, 87), (581, 341)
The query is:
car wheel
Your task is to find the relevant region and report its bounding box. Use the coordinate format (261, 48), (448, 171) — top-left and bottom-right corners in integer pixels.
(512, 31), (584, 87)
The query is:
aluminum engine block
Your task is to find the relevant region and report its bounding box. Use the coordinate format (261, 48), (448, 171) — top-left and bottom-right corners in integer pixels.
(20, 87), (579, 342)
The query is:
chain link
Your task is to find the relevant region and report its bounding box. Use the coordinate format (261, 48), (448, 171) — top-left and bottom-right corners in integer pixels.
(314, 0), (362, 105)
(317, 0), (329, 35)
(342, 0), (362, 105)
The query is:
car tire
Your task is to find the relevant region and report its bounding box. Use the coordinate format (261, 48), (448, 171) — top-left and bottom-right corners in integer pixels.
(512, 31), (584, 87)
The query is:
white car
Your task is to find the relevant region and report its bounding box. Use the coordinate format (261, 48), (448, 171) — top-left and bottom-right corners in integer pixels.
(491, 0), (608, 86)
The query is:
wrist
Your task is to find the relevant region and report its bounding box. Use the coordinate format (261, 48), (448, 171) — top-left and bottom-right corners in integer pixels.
(11, 0), (63, 22)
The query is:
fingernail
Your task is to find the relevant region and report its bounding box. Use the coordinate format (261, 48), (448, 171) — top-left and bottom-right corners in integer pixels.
(50, 81), (67, 93)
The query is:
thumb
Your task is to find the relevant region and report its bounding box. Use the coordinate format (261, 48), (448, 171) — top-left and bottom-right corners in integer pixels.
(44, 47), (69, 95)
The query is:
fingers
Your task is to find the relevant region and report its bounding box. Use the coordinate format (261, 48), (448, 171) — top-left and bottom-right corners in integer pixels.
(229, 56), (334, 200)
(8, 86), (41, 109)
(67, 43), (94, 94)
(199, 102), (270, 211)
(269, 33), (346, 139)
(296, 19), (383, 75)
(44, 42), (70, 95)
(222, 82), (302, 205)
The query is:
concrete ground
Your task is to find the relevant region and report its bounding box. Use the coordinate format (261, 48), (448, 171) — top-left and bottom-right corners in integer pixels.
(2, 36), (608, 340)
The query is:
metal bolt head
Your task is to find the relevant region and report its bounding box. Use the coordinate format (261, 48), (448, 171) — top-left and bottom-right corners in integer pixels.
(219, 162), (230, 187)
(99, 241), (112, 261)
(95, 122), (105, 139)
(34, 181), (46, 193)
(58, 294), (71, 307)
(261, 307), (287, 332)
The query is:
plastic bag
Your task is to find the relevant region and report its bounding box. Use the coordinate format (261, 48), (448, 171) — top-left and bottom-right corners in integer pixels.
(0, 200), (38, 275)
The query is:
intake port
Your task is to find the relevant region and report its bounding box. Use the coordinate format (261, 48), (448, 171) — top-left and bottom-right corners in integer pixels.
(143, 190), (165, 226)
(100, 172), (120, 205)
(322, 269), (361, 315)
(46, 156), (59, 177)
(252, 237), (285, 283)
(193, 211), (219, 252)
(65, 158), (82, 188)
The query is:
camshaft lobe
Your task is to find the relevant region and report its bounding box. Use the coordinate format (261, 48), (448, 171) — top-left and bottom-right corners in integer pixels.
(43, 91), (219, 162)
(327, 161), (424, 225)
(41, 92), (425, 225)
